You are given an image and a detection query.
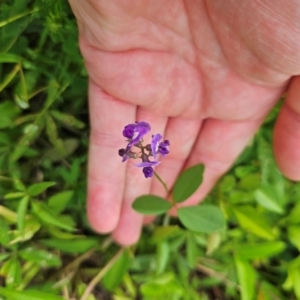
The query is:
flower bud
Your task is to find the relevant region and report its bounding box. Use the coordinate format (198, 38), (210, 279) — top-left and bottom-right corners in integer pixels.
(118, 148), (126, 157)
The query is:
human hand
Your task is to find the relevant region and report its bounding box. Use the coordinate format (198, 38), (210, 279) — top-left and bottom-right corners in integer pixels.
(68, 0), (300, 245)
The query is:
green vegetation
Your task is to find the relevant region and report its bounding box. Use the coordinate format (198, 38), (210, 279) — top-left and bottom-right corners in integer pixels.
(1, 0), (300, 299)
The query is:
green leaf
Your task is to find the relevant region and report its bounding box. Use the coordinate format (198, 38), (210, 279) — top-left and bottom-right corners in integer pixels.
(0, 288), (65, 300)
(14, 179), (26, 192)
(155, 241), (170, 275)
(19, 247), (61, 267)
(172, 164), (204, 203)
(234, 256), (257, 300)
(51, 110), (85, 129)
(140, 273), (184, 298)
(235, 242), (286, 260)
(0, 217), (10, 246)
(219, 175), (236, 193)
(239, 173), (261, 191)
(47, 226), (84, 240)
(0, 101), (20, 129)
(291, 268), (300, 298)
(151, 225), (182, 243)
(288, 226), (300, 251)
(206, 232), (222, 255)
(43, 138), (79, 162)
(4, 192), (25, 199)
(132, 195), (172, 215)
(5, 257), (21, 288)
(287, 201), (300, 225)
(40, 238), (99, 254)
(0, 254), (9, 263)
(284, 263), (300, 298)
(0, 205), (17, 223)
(48, 190), (74, 214)
(0, 53), (22, 63)
(232, 206), (275, 240)
(235, 165), (258, 178)
(178, 205), (225, 233)
(258, 281), (284, 300)
(17, 195), (29, 234)
(15, 94), (30, 109)
(0, 258), (11, 277)
(254, 186), (284, 214)
(103, 251), (130, 291)
(31, 201), (74, 232)
(10, 121), (43, 161)
(186, 232), (198, 267)
(27, 182), (56, 196)
(45, 115), (66, 155)
(9, 217), (41, 244)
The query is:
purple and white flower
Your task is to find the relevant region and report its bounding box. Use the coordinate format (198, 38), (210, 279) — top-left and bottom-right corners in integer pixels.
(151, 134), (170, 158)
(119, 121), (169, 178)
(123, 121), (151, 147)
(158, 139), (170, 156)
(151, 133), (162, 159)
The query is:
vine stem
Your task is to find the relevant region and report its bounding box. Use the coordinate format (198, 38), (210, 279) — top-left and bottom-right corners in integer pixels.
(80, 248), (125, 300)
(154, 171), (169, 194)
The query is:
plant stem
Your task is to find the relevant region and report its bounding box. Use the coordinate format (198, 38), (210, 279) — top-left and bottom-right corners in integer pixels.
(51, 248), (95, 281)
(162, 214), (170, 226)
(0, 7), (40, 28)
(80, 248), (124, 300)
(154, 171), (169, 194)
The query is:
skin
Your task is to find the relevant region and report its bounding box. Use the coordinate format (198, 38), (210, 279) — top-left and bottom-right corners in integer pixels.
(68, 0), (300, 245)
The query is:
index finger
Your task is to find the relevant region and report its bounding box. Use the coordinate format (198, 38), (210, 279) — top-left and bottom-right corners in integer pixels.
(87, 81), (136, 233)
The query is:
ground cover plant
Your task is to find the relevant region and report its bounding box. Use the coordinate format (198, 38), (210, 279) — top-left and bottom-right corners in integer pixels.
(1, 0), (300, 299)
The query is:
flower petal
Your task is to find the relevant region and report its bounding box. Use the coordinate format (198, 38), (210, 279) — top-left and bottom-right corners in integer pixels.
(128, 121), (151, 146)
(134, 160), (160, 167)
(122, 123), (136, 139)
(143, 166), (154, 178)
(151, 133), (162, 159)
(158, 140), (170, 156)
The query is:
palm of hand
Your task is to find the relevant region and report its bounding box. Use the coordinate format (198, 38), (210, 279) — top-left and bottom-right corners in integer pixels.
(69, 0), (300, 245)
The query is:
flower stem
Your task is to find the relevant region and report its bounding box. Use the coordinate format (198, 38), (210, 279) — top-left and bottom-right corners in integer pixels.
(154, 171), (169, 194)
(80, 248), (124, 300)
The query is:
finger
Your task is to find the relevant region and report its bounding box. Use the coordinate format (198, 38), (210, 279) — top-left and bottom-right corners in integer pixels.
(87, 81), (136, 233)
(274, 76), (300, 180)
(151, 117), (202, 197)
(112, 109), (168, 245)
(170, 117), (263, 214)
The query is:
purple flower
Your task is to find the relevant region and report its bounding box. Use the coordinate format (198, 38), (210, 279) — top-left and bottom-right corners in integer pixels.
(158, 140), (170, 156)
(151, 134), (170, 158)
(123, 121), (151, 147)
(122, 124), (136, 139)
(151, 134), (162, 159)
(120, 121), (169, 178)
(143, 167), (154, 178)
